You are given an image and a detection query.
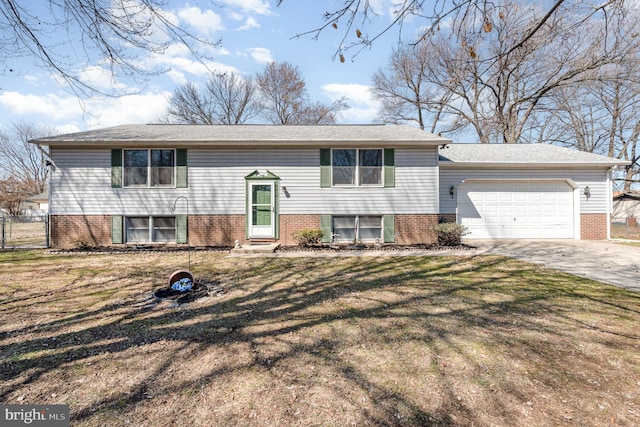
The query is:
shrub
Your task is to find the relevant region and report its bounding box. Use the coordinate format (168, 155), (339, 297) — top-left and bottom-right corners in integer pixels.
(433, 222), (469, 246)
(291, 228), (325, 246)
(72, 238), (91, 249)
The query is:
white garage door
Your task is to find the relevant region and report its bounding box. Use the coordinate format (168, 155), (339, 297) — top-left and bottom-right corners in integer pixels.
(458, 180), (575, 239)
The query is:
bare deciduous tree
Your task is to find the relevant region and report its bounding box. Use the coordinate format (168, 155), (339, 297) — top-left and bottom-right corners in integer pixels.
(168, 72), (260, 124)
(166, 63), (347, 125)
(279, 0), (620, 65)
(372, 43), (453, 132)
(0, 176), (33, 214)
(256, 61), (346, 125)
(0, 122), (54, 212)
(0, 0), (220, 95)
(0, 122), (53, 190)
(550, 65), (640, 191)
(256, 62), (307, 125)
(372, 0), (639, 145)
(167, 83), (215, 125)
(295, 99), (349, 125)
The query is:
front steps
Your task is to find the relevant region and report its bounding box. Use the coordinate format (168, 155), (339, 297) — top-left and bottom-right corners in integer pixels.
(230, 242), (280, 254)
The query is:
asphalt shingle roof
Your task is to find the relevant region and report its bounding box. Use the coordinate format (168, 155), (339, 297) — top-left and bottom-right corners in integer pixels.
(30, 124), (627, 167)
(30, 124), (450, 147)
(439, 143), (628, 167)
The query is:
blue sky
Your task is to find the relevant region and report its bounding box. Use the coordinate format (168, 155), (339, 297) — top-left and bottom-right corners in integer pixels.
(0, 0), (426, 134)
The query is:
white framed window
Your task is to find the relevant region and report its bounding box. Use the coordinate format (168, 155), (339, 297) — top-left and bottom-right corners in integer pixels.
(332, 215), (382, 243)
(123, 149), (175, 187)
(125, 216), (176, 243)
(332, 149), (382, 186)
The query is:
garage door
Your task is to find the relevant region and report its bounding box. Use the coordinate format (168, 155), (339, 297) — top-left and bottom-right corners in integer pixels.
(458, 180), (575, 239)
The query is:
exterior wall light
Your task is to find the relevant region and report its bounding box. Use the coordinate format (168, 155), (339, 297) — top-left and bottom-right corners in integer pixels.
(450, 185), (455, 198)
(584, 186), (591, 200)
(281, 186), (290, 198)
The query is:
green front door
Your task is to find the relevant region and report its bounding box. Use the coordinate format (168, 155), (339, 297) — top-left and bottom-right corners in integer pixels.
(249, 182), (275, 238)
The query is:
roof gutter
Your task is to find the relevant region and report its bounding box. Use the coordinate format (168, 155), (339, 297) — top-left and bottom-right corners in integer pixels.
(439, 161), (630, 169)
(30, 139), (448, 149)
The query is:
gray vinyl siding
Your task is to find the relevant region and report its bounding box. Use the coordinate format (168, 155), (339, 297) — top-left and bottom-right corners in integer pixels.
(439, 168), (611, 214)
(50, 147), (439, 216)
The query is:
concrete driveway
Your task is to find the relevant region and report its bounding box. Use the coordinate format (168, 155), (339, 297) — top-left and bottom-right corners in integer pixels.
(467, 239), (640, 293)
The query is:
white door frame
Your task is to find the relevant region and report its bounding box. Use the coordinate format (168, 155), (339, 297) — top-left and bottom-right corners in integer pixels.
(248, 180), (276, 238)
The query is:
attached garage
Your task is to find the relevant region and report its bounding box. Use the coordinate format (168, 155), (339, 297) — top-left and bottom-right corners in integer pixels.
(457, 179), (577, 239)
(438, 143), (629, 240)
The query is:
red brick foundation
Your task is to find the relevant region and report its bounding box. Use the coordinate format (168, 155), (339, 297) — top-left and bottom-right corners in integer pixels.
(52, 213), (610, 247)
(279, 215), (322, 245)
(50, 213), (443, 248)
(581, 213), (608, 240)
(50, 215), (112, 248)
(188, 215), (245, 246)
(394, 214), (440, 245)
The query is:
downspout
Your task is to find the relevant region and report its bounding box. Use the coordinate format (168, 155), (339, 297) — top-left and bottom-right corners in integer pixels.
(34, 143), (56, 169)
(35, 143), (55, 247)
(606, 166), (616, 240)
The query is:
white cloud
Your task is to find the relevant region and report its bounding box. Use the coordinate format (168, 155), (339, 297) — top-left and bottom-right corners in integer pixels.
(78, 66), (125, 91)
(246, 47), (273, 64)
(238, 16), (260, 31)
(322, 83), (380, 124)
(323, 83), (374, 103)
(141, 40), (235, 83)
(367, 0), (391, 14)
(82, 93), (172, 128)
(55, 123), (84, 134)
(178, 6), (224, 35)
(0, 90), (172, 129)
(0, 92), (81, 121)
(166, 69), (188, 86)
(221, 0), (271, 15)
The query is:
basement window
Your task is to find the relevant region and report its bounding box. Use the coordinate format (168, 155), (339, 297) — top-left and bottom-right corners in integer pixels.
(125, 216), (176, 243)
(332, 215), (382, 243)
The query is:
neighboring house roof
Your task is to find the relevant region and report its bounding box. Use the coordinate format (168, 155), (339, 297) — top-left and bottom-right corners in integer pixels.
(29, 124), (451, 148)
(24, 191), (48, 203)
(439, 143), (629, 168)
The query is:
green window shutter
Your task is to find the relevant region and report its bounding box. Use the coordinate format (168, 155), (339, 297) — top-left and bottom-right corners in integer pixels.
(245, 182), (250, 239)
(383, 215), (395, 243)
(111, 149), (122, 188)
(320, 214), (332, 243)
(274, 181), (280, 239)
(111, 215), (123, 244)
(384, 148), (395, 188)
(320, 148), (331, 188)
(176, 214), (188, 244)
(176, 149), (188, 188)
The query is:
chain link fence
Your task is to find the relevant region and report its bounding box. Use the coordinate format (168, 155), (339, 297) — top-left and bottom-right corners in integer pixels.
(1, 215), (49, 249)
(611, 217), (639, 240)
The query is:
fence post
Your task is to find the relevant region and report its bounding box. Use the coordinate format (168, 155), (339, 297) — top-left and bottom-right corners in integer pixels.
(1, 216), (5, 249)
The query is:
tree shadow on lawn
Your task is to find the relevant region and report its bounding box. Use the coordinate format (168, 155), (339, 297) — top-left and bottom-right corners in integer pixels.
(1, 254), (640, 426)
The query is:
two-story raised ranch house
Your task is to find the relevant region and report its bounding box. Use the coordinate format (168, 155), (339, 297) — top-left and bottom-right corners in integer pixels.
(30, 124), (626, 248)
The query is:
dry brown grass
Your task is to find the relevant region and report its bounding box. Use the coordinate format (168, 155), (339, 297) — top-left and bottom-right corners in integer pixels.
(1, 250), (639, 426)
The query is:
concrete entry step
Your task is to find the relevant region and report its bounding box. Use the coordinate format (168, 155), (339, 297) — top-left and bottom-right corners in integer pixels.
(231, 243), (280, 254)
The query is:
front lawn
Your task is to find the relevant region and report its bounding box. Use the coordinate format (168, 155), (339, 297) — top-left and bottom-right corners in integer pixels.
(1, 250), (639, 426)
